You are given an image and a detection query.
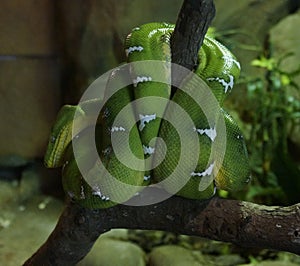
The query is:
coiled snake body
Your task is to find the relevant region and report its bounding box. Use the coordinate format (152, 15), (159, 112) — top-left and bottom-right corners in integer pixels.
(44, 23), (250, 209)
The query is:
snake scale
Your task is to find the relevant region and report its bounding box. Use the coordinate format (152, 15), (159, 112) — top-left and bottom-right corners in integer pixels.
(44, 23), (250, 209)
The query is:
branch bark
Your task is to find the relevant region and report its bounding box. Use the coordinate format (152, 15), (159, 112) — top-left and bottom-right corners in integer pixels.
(24, 196), (300, 265)
(171, 0), (215, 71)
(171, 0), (215, 87)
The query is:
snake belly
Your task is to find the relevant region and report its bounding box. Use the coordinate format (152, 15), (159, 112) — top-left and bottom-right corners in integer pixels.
(44, 22), (250, 209)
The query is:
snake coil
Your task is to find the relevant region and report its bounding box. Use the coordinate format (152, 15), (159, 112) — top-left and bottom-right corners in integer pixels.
(44, 23), (250, 209)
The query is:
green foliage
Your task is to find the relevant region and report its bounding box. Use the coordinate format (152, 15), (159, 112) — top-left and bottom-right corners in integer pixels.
(244, 53), (300, 204)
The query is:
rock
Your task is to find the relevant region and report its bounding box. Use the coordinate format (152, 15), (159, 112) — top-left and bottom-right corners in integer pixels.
(148, 245), (211, 266)
(0, 157), (64, 266)
(100, 229), (129, 240)
(212, 0), (299, 108)
(213, 0), (297, 77)
(252, 261), (300, 266)
(18, 167), (41, 202)
(270, 11), (300, 87)
(0, 154), (30, 181)
(0, 195), (63, 266)
(0, 180), (19, 208)
(269, 11), (300, 147)
(78, 238), (146, 266)
(214, 254), (246, 266)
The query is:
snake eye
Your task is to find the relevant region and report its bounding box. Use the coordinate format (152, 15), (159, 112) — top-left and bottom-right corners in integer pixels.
(50, 136), (56, 143)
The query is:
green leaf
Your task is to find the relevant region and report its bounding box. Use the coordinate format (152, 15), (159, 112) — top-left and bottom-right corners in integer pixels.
(251, 56), (276, 71)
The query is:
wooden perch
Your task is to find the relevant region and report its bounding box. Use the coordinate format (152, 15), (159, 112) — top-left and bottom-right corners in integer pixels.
(24, 196), (300, 265)
(23, 0), (300, 265)
(171, 0), (215, 70)
(171, 0), (215, 87)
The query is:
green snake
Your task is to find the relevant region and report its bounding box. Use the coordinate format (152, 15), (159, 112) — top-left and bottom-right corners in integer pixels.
(44, 22), (250, 209)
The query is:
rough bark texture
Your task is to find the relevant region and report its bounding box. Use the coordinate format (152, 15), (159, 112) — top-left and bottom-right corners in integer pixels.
(24, 197), (300, 265)
(171, 0), (215, 70)
(171, 0), (215, 86)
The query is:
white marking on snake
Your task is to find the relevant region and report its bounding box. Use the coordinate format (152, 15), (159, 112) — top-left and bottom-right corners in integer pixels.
(80, 186), (85, 199)
(125, 45), (144, 56)
(102, 107), (110, 118)
(193, 127), (217, 141)
(148, 27), (173, 38)
(67, 191), (75, 198)
(92, 186), (110, 201)
(143, 145), (155, 155)
(102, 147), (112, 157)
(110, 126), (126, 133)
(207, 74), (234, 93)
(144, 175), (151, 181)
(222, 55), (241, 69)
(191, 162), (215, 177)
(139, 114), (156, 131)
(133, 76), (152, 87)
(132, 27), (140, 31)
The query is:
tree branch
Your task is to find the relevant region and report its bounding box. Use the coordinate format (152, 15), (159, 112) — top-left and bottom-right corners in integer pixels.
(24, 196), (300, 265)
(171, 0), (215, 87)
(171, 0), (215, 71)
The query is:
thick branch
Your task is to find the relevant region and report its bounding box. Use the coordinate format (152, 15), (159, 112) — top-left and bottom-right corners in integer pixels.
(24, 196), (300, 265)
(171, 0), (215, 71)
(171, 0), (215, 89)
